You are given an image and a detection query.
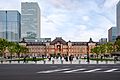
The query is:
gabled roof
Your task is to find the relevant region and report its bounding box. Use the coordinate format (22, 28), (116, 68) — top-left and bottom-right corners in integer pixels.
(51, 37), (66, 45)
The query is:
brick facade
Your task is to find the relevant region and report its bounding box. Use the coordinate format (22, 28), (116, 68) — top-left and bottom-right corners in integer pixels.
(19, 37), (99, 57)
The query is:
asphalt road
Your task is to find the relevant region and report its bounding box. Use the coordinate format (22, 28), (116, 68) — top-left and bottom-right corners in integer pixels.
(0, 64), (120, 80)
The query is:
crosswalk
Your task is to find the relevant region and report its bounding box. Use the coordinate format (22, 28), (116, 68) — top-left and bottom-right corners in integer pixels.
(84, 69), (101, 72)
(104, 69), (118, 73)
(37, 68), (70, 73)
(37, 68), (120, 74)
(63, 68), (85, 73)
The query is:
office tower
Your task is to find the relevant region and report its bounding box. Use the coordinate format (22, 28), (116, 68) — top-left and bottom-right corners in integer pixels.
(21, 2), (40, 39)
(108, 27), (117, 42)
(99, 38), (107, 44)
(117, 1), (120, 36)
(0, 10), (21, 42)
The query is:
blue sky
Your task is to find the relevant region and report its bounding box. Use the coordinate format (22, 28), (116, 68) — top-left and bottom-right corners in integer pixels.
(0, 0), (119, 41)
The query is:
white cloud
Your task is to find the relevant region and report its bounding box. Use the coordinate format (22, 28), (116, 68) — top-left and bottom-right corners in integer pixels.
(103, 0), (119, 9)
(0, 0), (21, 11)
(0, 0), (118, 42)
(40, 0), (118, 41)
(41, 15), (58, 38)
(82, 16), (90, 21)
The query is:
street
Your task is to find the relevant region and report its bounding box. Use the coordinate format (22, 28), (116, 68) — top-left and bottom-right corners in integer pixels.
(0, 64), (120, 80)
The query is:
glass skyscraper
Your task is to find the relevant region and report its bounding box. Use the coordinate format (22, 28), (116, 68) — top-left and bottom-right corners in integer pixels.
(21, 2), (41, 39)
(108, 27), (117, 42)
(0, 10), (21, 42)
(117, 1), (120, 36)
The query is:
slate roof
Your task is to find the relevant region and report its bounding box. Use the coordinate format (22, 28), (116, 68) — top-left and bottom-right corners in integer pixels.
(51, 37), (67, 45)
(26, 42), (46, 46)
(72, 42), (87, 46)
(20, 37), (99, 46)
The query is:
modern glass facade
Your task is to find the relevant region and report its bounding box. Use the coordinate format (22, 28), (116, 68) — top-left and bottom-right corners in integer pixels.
(108, 27), (117, 42)
(21, 2), (40, 39)
(0, 10), (21, 42)
(99, 38), (107, 44)
(117, 1), (120, 36)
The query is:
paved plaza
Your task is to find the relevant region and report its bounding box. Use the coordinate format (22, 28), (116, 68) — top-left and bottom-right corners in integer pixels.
(0, 57), (120, 64)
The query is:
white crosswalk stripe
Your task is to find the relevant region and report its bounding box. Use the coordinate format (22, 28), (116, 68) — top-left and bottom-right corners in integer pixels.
(36, 68), (120, 74)
(104, 69), (118, 72)
(84, 69), (101, 72)
(37, 68), (70, 73)
(63, 69), (85, 73)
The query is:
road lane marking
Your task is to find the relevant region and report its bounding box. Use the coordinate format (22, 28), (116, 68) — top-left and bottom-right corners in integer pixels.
(104, 69), (118, 72)
(37, 68), (70, 73)
(63, 69), (85, 73)
(84, 69), (101, 72)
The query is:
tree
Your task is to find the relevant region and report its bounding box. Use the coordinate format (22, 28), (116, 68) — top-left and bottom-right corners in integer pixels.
(114, 39), (120, 52)
(106, 42), (114, 54)
(0, 38), (8, 58)
(14, 43), (23, 58)
(99, 44), (106, 55)
(21, 46), (29, 56)
(91, 46), (100, 58)
(7, 42), (16, 59)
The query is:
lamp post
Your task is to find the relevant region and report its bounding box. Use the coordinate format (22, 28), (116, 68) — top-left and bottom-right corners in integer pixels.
(87, 43), (90, 63)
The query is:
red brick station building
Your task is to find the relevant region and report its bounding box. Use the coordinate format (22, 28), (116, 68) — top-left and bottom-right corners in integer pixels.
(20, 37), (99, 57)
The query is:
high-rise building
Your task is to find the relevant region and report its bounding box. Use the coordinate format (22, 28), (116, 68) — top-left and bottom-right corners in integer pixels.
(99, 38), (107, 44)
(21, 2), (40, 39)
(0, 10), (21, 42)
(117, 1), (120, 36)
(108, 27), (117, 42)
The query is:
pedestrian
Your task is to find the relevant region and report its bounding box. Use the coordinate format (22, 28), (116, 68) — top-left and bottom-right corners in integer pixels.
(79, 60), (81, 64)
(52, 60), (54, 64)
(23, 57), (26, 63)
(43, 60), (46, 64)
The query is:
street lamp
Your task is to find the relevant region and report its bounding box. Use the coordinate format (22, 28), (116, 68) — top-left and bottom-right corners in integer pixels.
(87, 43), (90, 63)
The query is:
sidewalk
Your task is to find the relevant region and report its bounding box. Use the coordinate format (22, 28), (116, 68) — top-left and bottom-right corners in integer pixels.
(1, 58), (120, 64)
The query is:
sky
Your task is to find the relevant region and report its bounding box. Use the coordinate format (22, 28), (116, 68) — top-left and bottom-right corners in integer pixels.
(0, 0), (119, 41)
